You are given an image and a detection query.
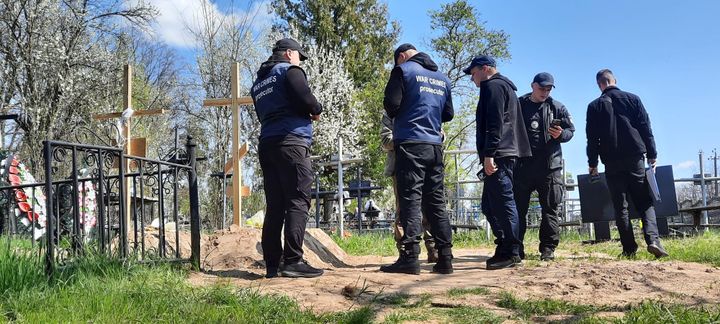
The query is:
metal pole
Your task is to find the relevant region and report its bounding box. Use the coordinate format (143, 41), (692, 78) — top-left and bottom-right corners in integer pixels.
(712, 148), (718, 198)
(356, 166), (362, 232)
(337, 137), (344, 238)
(187, 136), (201, 270)
(43, 141), (55, 276)
(315, 172), (320, 229)
(699, 151), (709, 230)
(221, 153), (227, 229)
(454, 154), (460, 224)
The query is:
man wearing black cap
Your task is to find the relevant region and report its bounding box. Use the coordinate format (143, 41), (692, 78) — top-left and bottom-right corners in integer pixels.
(380, 43), (454, 275)
(464, 55), (531, 270)
(514, 72), (575, 261)
(586, 69), (668, 259)
(251, 38), (324, 278)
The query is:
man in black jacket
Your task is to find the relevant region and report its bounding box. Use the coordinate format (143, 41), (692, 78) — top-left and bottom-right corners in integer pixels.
(515, 72), (574, 261)
(380, 43), (454, 275)
(465, 55), (531, 270)
(251, 38), (324, 278)
(586, 69), (668, 258)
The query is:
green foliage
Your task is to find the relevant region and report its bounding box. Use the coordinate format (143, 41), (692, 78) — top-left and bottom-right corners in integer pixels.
(428, 0), (511, 90)
(271, 0), (400, 87)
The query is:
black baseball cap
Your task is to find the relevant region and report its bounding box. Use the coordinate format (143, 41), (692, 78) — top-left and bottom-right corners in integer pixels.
(462, 55), (496, 74)
(273, 38), (309, 61)
(533, 72), (555, 88)
(394, 43), (416, 65)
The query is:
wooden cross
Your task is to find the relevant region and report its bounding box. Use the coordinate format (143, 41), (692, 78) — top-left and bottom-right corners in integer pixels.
(203, 62), (252, 227)
(92, 65), (167, 236)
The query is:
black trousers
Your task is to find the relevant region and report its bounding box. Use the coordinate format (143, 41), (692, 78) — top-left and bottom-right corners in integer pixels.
(481, 157), (521, 257)
(605, 157), (659, 252)
(514, 157), (562, 252)
(395, 143), (452, 254)
(258, 144), (313, 267)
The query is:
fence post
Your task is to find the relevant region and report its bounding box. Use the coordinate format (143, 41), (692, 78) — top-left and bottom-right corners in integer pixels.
(43, 141), (54, 276)
(186, 136), (201, 270)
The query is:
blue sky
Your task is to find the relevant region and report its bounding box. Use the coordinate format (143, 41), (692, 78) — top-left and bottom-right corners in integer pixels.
(150, 0), (719, 180)
(385, 0), (720, 180)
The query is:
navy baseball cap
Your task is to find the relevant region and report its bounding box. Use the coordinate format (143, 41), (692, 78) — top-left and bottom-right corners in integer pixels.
(273, 38), (309, 61)
(462, 55), (496, 74)
(394, 43), (416, 65)
(533, 72), (555, 88)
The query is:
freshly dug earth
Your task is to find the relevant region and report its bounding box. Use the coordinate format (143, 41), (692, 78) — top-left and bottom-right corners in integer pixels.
(152, 227), (720, 316)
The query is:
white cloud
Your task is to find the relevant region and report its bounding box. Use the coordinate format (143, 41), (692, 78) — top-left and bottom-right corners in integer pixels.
(134, 0), (272, 48)
(676, 160), (696, 170)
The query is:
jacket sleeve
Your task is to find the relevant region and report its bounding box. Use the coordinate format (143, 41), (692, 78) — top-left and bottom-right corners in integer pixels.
(442, 86), (454, 122)
(380, 111), (394, 152)
(383, 67), (404, 118)
(286, 66), (322, 115)
(634, 98), (657, 160)
(586, 102), (600, 168)
(482, 82), (505, 157)
(555, 101), (575, 143)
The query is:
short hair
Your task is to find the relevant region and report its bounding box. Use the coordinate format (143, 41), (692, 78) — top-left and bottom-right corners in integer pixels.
(596, 69), (615, 84)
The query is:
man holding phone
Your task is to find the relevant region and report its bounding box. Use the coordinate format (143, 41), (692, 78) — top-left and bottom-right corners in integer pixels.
(514, 72), (575, 261)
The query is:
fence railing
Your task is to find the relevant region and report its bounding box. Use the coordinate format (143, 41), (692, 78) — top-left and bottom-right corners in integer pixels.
(0, 137), (201, 275)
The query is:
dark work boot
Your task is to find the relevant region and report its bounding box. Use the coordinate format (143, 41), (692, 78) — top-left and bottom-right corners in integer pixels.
(647, 241), (669, 258)
(432, 248), (453, 274)
(380, 244), (420, 275)
(540, 247), (555, 261)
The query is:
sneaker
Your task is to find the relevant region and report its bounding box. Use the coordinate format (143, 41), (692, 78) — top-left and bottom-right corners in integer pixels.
(280, 260), (324, 278)
(540, 248), (555, 261)
(379, 255), (420, 275)
(486, 256), (522, 270)
(265, 266), (279, 278)
(647, 242), (669, 258)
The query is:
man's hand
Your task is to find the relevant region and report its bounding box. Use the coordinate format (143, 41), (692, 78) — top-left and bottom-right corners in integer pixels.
(484, 157), (498, 176)
(648, 158), (657, 170)
(589, 166), (598, 176)
(310, 114), (320, 121)
(549, 126), (563, 139)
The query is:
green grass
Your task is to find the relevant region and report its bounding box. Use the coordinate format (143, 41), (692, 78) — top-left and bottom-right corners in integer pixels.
(332, 228), (720, 267)
(496, 291), (606, 318)
(332, 231), (398, 256)
(613, 301), (720, 324)
(447, 287), (491, 297)
(0, 244), (370, 323)
(0, 242), (46, 296)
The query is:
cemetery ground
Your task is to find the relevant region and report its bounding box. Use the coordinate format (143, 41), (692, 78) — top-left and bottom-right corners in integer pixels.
(2, 228), (720, 323)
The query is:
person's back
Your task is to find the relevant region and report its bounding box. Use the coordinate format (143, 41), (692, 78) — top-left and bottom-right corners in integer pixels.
(587, 86), (656, 165)
(391, 52), (453, 144)
(380, 43), (454, 275)
(586, 69), (667, 259)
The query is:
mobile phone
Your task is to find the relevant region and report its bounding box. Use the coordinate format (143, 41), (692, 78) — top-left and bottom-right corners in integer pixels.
(551, 119), (562, 127)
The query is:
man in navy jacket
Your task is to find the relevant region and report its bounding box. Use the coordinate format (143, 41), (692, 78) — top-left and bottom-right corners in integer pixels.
(586, 69), (668, 258)
(465, 55), (531, 270)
